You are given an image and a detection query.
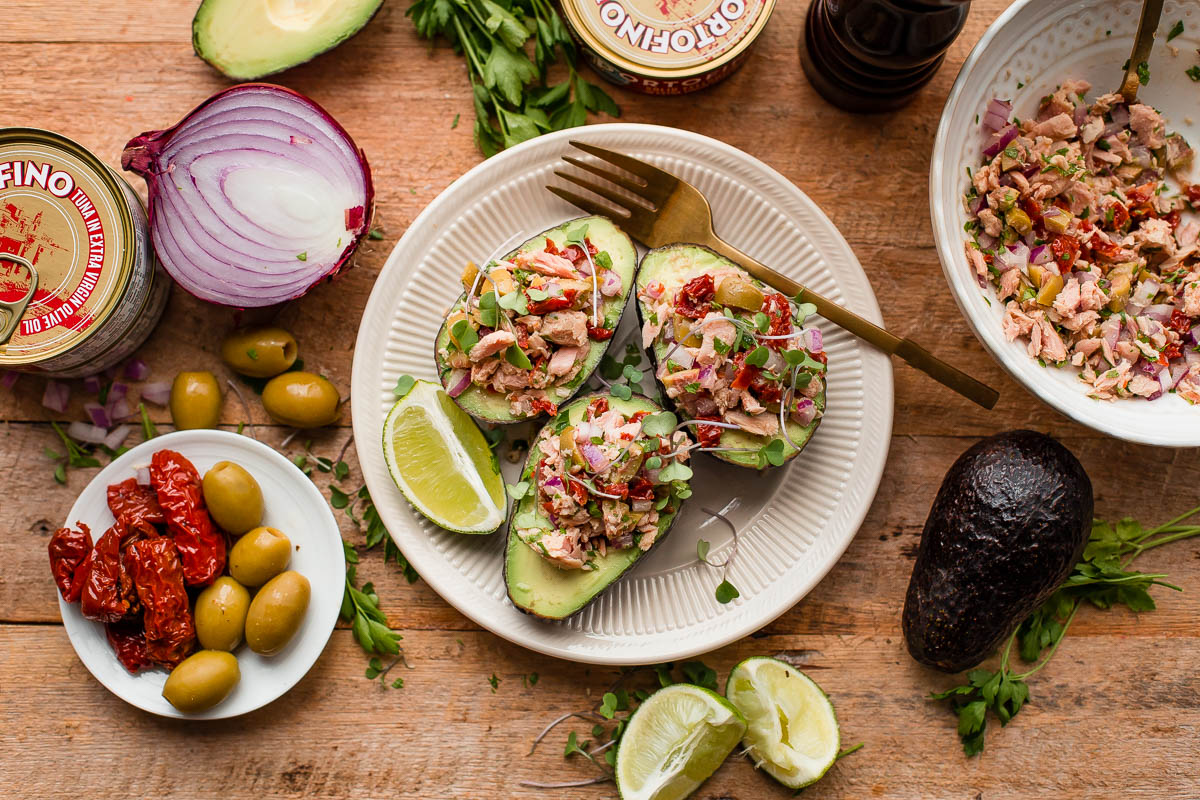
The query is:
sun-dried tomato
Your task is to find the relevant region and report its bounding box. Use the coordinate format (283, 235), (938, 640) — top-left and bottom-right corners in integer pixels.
(79, 519), (143, 623)
(106, 478), (165, 526)
(694, 415), (724, 448)
(125, 536), (195, 668)
(730, 352), (758, 392)
(48, 522), (93, 603)
(760, 292), (793, 350)
(627, 476), (655, 502)
(589, 396), (609, 417)
(1168, 310), (1193, 334)
(568, 478), (589, 505)
(529, 396), (558, 416)
(587, 322), (615, 340)
(750, 371), (783, 404)
(1186, 183), (1200, 208)
(1104, 201), (1130, 230)
(105, 622), (152, 674)
(1050, 234), (1081, 271)
(150, 449), (225, 587)
(599, 481), (629, 500)
(1129, 203), (1158, 222)
(1022, 197), (1044, 228)
(528, 289), (576, 315)
(1087, 238), (1123, 262)
(1125, 183), (1156, 205)
(1161, 343), (1183, 363)
(629, 411), (649, 423)
(1163, 209), (1181, 230)
(675, 274), (715, 320)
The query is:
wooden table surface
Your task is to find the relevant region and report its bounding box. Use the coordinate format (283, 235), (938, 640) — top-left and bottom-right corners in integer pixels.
(4, 2), (1199, 798)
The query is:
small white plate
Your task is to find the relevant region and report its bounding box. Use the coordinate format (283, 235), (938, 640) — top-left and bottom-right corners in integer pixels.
(57, 429), (344, 719)
(931, 0), (1200, 446)
(352, 123), (893, 665)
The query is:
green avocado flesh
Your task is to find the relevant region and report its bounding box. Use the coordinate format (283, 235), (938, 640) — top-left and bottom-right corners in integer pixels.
(505, 393), (685, 620)
(435, 216), (637, 424)
(636, 244), (826, 469)
(192, 0), (384, 80)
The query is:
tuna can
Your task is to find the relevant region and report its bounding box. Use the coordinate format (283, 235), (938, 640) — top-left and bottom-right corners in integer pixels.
(560, 0), (776, 95)
(0, 128), (168, 378)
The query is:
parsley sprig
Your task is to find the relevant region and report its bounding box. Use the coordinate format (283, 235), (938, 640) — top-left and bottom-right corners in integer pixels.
(931, 504), (1200, 755)
(407, 0), (619, 156)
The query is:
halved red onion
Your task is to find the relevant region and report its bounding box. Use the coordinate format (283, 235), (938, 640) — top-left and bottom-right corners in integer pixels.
(42, 380), (69, 414)
(123, 359), (149, 381)
(122, 83), (373, 308)
(446, 369), (471, 398)
(600, 270), (622, 296)
(140, 381), (171, 406)
(84, 401), (111, 429)
(103, 424), (133, 451)
(68, 421), (109, 445)
(0, 371), (17, 390)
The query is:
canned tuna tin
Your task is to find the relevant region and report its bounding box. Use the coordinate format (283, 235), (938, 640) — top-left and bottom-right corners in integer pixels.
(0, 129), (168, 378)
(560, 0), (776, 95)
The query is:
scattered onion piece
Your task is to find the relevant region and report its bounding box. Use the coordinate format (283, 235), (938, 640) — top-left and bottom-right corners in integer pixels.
(123, 359), (149, 381)
(84, 401), (111, 429)
(42, 380), (70, 414)
(140, 381), (172, 406)
(82, 375), (101, 394)
(67, 421), (108, 445)
(136, 466), (152, 486)
(121, 83), (374, 308)
(103, 424), (133, 451)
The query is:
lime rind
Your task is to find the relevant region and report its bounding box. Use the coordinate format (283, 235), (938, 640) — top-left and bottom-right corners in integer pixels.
(615, 684), (747, 800)
(382, 380), (506, 533)
(724, 656), (840, 790)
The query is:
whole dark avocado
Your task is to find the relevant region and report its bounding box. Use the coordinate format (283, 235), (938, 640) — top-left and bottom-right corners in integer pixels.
(902, 430), (1093, 673)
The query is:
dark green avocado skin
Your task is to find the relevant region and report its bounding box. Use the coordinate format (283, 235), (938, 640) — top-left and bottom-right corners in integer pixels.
(902, 430), (1093, 673)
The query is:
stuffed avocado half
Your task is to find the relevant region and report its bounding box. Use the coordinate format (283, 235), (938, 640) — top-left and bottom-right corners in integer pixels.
(434, 217), (637, 425)
(505, 393), (693, 620)
(635, 244), (828, 469)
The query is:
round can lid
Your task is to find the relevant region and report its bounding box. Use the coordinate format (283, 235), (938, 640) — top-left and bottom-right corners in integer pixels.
(0, 129), (133, 365)
(565, 0), (775, 75)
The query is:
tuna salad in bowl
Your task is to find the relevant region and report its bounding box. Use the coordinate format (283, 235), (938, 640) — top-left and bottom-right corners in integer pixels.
(931, 0), (1200, 446)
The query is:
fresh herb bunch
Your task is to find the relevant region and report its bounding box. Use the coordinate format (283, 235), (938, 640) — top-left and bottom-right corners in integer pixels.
(407, 0), (620, 155)
(932, 504), (1200, 755)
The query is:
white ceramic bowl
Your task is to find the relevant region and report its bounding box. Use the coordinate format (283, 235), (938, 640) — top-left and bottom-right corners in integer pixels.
(57, 429), (344, 719)
(931, 0), (1200, 446)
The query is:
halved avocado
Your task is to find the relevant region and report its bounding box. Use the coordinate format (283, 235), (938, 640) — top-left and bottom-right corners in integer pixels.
(434, 216), (637, 424)
(504, 393), (689, 620)
(193, 0), (384, 80)
(636, 244), (826, 469)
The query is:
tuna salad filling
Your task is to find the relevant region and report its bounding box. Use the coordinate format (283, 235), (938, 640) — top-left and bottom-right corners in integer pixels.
(439, 229), (622, 418)
(638, 268), (827, 448)
(516, 397), (691, 570)
(964, 80), (1200, 403)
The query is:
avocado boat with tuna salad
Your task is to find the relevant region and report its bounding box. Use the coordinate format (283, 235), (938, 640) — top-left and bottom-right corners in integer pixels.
(435, 217), (638, 424)
(636, 244), (827, 469)
(505, 393), (693, 620)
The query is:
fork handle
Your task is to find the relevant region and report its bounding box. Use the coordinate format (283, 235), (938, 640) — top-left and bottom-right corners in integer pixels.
(707, 239), (1000, 410)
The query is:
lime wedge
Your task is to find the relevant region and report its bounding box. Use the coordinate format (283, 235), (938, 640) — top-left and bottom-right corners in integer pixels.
(615, 684), (747, 800)
(382, 380), (506, 533)
(724, 657), (840, 789)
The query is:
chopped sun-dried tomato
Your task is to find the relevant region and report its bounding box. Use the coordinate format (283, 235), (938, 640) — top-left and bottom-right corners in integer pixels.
(1050, 234), (1081, 271)
(599, 482), (629, 499)
(1161, 343), (1183, 363)
(587, 323), (615, 340)
(730, 353), (758, 392)
(1163, 209), (1181, 230)
(629, 411), (649, 423)
(1186, 183), (1200, 208)
(627, 476), (655, 501)
(529, 396), (557, 416)
(528, 288), (577, 315)
(694, 416), (724, 448)
(1168, 310), (1193, 335)
(568, 478), (588, 505)
(589, 397), (609, 416)
(760, 292), (793, 349)
(675, 274), (715, 320)
(1105, 201), (1130, 230)
(1125, 183), (1156, 205)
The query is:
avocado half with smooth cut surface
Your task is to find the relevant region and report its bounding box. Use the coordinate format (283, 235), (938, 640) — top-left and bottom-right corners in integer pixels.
(434, 216), (638, 425)
(193, 0), (385, 80)
(636, 244), (826, 469)
(504, 392), (690, 620)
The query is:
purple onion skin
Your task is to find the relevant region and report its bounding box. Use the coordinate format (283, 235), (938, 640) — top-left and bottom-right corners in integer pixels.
(121, 83), (375, 309)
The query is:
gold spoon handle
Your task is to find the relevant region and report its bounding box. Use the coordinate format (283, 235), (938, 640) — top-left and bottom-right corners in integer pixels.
(1118, 0), (1165, 102)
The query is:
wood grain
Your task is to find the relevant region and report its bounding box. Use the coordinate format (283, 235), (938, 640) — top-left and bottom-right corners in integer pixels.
(2, 1), (1199, 798)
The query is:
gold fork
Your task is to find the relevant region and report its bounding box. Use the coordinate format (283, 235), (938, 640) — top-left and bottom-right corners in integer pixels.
(548, 140), (999, 410)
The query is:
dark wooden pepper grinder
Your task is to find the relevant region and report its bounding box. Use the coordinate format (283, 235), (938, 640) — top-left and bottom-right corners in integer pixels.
(801, 0), (972, 113)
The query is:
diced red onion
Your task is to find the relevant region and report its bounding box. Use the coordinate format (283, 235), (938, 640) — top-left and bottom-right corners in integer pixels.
(1030, 245), (1053, 265)
(1129, 146), (1152, 167)
(1126, 302), (1145, 317)
(982, 98), (1013, 133)
(140, 381), (171, 406)
(1074, 269), (1097, 282)
(82, 375), (101, 394)
(632, 499), (653, 513)
(982, 124), (1018, 158)
(107, 396), (132, 421)
(1131, 279), (1160, 307)
(791, 397), (817, 426)
(0, 370), (17, 390)
(764, 348), (788, 374)
(997, 243), (1029, 272)
(543, 476), (564, 490)
(576, 258), (593, 276)
(103, 424), (132, 451)
(644, 281), (664, 301)
(123, 359), (149, 381)
(42, 380), (70, 414)
(1110, 104), (1130, 126)
(807, 328), (824, 352)
(579, 443), (610, 473)
(136, 466), (151, 486)
(1144, 304), (1174, 323)
(83, 401), (111, 428)
(1170, 363), (1190, 389)
(122, 83), (374, 307)
(1072, 104), (1087, 128)
(976, 232), (997, 250)
(445, 369), (471, 398)
(67, 421), (108, 444)
(1185, 350), (1200, 367)
(109, 381), (129, 401)
(600, 270), (622, 297)
(969, 195), (987, 214)
(669, 347), (694, 369)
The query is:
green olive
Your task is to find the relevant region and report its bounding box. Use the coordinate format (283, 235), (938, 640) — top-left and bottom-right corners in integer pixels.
(202, 461), (264, 535)
(261, 371), (340, 428)
(162, 650), (240, 713)
(229, 526), (292, 587)
(714, 276), (764, 311)
(220, 327), (298, 379)
(245, 570), (310, 656)
(169, 371), (222, 430)
(194, 577), (251, 652)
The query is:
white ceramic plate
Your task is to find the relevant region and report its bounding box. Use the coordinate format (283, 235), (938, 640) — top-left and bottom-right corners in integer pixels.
(57, 429), (344, 719)
(351, 123), (893, 664)
(932, 0), (1200, 447)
